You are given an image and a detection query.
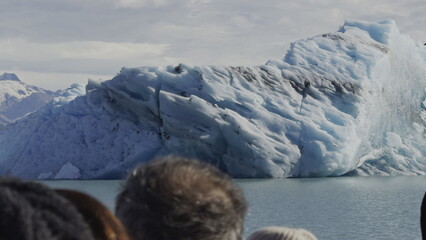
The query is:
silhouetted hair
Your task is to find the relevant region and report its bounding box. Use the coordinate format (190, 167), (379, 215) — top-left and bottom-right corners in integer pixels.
(421, 192), (426, 240)
(247, 226), (317, 240)
(116, 156), (247, 240)
(0, 178), (94, 240)
(56, 189), (130, 240)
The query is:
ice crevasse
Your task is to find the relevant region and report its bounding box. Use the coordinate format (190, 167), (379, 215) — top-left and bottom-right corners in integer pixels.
(1, 19), (426, 179)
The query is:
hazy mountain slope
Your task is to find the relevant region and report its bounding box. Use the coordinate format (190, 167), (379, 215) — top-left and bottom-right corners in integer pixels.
(0, 73), (58, 127)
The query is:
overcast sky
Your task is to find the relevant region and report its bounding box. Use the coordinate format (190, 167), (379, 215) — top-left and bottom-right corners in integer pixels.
(1, 0), (425, 90)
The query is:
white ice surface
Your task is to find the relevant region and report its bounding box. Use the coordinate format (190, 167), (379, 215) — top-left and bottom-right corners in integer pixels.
(1, 20), (426, 179)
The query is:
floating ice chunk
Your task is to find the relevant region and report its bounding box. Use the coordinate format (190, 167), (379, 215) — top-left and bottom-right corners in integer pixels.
(54, 163), (81, 179)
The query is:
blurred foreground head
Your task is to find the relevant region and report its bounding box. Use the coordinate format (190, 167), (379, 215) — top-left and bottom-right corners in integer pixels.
(0, 178), (129, 240)
(116, 156), (247, 240)
(247, 226), (318, 240)
(0, 178), (95, 240)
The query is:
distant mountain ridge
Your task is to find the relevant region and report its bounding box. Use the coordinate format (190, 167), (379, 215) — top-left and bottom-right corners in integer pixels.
(0, 73), (20, 81)
(0, 73), (58, 127)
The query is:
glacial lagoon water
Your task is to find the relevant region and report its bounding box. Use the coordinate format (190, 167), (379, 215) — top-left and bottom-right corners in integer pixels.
(43, 176), (426, 240)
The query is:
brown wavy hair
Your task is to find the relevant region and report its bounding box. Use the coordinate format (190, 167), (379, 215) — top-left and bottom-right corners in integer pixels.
(56, 189), (130, 240)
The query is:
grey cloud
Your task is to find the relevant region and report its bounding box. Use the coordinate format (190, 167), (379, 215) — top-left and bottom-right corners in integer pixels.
(1, 0), (426, 90)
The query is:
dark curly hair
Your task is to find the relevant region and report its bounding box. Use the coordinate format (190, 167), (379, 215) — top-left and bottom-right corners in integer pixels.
(0, 178), (95, 240)
(115, 156), (247, 240)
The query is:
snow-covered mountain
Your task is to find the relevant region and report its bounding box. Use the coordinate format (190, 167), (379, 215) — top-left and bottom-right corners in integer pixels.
(1, 20), (426, 179)
(0, 73), (59, 127)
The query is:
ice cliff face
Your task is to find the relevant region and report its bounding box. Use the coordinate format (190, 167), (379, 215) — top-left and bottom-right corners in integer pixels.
(0, 73), (59, 128)
(1, 20), (426, 179)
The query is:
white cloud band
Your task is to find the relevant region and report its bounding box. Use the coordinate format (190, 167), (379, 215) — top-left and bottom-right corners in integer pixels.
(0, 39), (169, 61)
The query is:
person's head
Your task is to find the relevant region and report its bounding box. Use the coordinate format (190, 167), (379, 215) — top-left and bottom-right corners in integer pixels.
(421, 192), (426, 239)
(56, 189), (130, 240)
(0, 178), (95, 240)
(247, 227), (317, 240)
(115, 156), (247, 240)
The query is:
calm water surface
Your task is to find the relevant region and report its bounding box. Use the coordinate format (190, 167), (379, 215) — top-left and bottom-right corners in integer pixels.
(43, 176), (426, 240)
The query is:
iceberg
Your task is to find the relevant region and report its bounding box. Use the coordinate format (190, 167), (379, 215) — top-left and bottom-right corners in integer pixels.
(1, 20), (426, 179)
